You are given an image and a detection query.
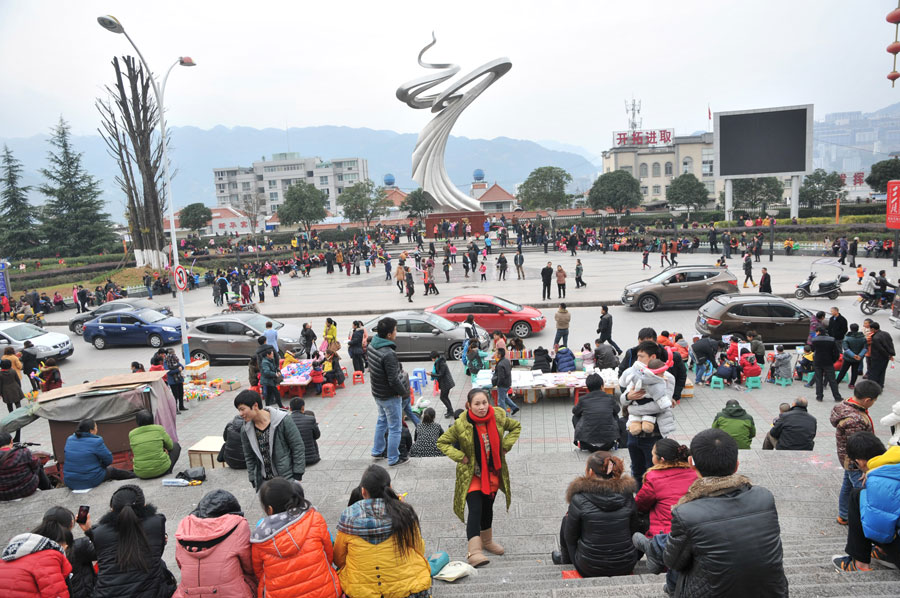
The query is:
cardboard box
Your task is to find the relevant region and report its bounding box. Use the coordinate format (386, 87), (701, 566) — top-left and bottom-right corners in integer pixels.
(224, 380), (241, 391)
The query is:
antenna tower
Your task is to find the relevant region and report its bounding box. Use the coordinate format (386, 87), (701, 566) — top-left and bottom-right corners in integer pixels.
(625, 98), (642, 132)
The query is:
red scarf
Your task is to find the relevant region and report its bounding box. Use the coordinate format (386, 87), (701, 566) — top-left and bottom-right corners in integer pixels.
(467, 406), (502, 491)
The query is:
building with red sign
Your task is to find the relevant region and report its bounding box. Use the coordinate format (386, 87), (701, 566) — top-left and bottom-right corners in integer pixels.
(163, 206), (265, 237)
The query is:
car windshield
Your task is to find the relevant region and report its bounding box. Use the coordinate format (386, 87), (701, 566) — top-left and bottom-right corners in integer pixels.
(424, 313), (457, 331)
(647, 270), (681, 283)
(493, 297), (522, 312)
(1, 324), (45, 341)
(139, 309), (167, 323)
(432, 298), (454, 310)
(242, 314), (284, 333)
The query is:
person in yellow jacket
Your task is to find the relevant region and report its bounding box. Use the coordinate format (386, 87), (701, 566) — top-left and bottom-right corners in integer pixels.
(334, 464), (431, 598)
(437, 388), (521, 568)
(323, 318), (338, 352)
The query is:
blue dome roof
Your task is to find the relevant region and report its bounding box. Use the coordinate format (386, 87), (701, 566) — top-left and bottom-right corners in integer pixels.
(383, 173), (395, 186)
(473, 169), (485, 181)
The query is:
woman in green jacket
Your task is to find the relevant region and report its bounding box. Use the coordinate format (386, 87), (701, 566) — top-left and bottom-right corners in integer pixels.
(128, 409), (181, 478)
(437, 388), (521, 568)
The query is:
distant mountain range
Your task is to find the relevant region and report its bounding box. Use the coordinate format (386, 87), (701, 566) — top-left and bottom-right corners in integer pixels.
(0, 125), (600, 222)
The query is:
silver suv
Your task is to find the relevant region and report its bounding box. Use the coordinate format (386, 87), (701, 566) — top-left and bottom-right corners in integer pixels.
(187, 312), (303, 363)
(363, 310), (489, 361)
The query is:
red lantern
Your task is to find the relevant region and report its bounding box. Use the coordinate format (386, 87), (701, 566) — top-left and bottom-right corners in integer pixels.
(888, 71), (900, 82)
(889, 41), (900, 54)
(888, 8), (900, 24)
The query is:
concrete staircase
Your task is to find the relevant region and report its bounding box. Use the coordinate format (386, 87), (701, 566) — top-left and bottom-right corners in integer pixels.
(3, 447), (896, 597)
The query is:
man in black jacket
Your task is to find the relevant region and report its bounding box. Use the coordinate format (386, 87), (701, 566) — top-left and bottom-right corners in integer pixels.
(217, 415), (247, 469)
(867, 321), (895, 388)
(596, 305), (622, 355)
(367, 317), (410, 466)
(808, 326), (842, 402)
(540, 262), (553, 301)
(429, 351), (456, 418)
(658, 428), (788, 597)
(289, 398), (321, 465)
(691, 336), (725, 382)
(620, 328), (687, 403)
(827, 307), (848, 343)
(572, 374), (619, 451)
(769, 398), (817, 450)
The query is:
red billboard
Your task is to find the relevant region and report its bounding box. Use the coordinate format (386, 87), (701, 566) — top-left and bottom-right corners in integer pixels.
(888, 180), (900, 229)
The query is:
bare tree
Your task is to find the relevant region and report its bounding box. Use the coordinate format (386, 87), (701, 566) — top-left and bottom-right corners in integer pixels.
(239, 190), (267, 245)
(96, 56), (169, 268)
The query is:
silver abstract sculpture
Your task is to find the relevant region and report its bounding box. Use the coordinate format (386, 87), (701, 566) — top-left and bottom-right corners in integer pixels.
(397, 34), (511, 211)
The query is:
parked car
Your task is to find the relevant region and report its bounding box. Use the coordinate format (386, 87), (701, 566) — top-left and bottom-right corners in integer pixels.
(187, 312), (304, 363)
(0, 322), (74, 361)
(622, 265), (739, 312)
(68, 298), (173, 336)
(425, 295), (546, 338)
(363, 310), (490, 361)
(82, 309), (183, 350)
(695, 294), (814, 345)
(890, 292), (900, 331)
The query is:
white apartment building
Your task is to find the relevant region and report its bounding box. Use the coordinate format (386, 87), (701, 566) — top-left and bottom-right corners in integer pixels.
(214, 152), (369, 217)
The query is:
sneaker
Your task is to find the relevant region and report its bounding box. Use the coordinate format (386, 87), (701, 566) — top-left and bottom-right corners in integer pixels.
(848, 384), (855, 389)
(632, 532), (664, 574)
(871, 546), (899, 569)
(371, 454), (385, 461)
(836, 516), (848, 525)
(389, 456), (410, 466)
(832, 554), (871, 572)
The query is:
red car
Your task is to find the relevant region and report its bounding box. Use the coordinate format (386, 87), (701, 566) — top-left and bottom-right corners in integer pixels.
(426, 295), (546, 338)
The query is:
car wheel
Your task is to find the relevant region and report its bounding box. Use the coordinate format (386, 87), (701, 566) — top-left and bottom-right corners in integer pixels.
(638, 295), (659, 312)
(828, 291), (840, 300)
(511, 321), (532, 339)
(190, 349), (210, 362)
(706, 291), (724, 303)
(148, 334), (163, 348)
(448, 343), (464, 361)
(73, 322), (84, 336)
(92, 336), (106, 350)
(794, 289), (808, 299)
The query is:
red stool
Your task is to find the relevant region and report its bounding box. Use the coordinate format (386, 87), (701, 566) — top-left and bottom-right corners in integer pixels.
(321, 383), (336, 397)
(341, 367), (348, 378)
(574, 387), (585, 405)
(352, 371), (365, 385)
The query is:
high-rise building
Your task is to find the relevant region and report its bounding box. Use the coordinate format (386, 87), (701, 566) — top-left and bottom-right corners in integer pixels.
(213, 152), (369, 217)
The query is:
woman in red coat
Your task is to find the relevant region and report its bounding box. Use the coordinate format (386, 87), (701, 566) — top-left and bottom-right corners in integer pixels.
(634, 439), (698, 538)
(0, 527), (72, 598)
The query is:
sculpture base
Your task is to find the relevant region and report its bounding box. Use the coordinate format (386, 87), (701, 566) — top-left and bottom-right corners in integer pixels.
(425, 211), (486, 239)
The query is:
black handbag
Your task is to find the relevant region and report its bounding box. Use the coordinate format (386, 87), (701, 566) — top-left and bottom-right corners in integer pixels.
(176, 467), (207, 482)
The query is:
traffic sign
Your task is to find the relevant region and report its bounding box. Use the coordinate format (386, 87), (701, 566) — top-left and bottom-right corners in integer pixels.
(174, 265), (189, 291)
(888, 180), (900, 230)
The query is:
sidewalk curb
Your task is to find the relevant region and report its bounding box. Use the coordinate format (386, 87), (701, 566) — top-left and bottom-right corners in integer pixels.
(42, 290), (865, 327)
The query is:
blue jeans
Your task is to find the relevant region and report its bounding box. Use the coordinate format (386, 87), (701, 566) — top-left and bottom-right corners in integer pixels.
(402, 394), (421, 426)
(372, 397), (403, 464)
(495, 386), (516, 412)
(838, 468), (864, 520)
(644, 533), (677, 592)
(553, 329), (569, 347)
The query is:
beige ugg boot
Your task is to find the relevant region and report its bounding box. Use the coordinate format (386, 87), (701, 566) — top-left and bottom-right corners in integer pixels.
(467, 536), (490, 567)
(481, 528), (505, 555)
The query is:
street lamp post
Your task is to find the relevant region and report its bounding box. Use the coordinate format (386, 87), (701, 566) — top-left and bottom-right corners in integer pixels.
(766, 208), (778, 262)
(98, 15), (195, 362)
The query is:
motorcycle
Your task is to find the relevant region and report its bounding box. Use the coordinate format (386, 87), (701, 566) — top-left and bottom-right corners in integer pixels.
(794, 259), (848, 300)
(13, 311), (45, 328)
(222, 298), (259, 314)
(859, 290), (897, 315)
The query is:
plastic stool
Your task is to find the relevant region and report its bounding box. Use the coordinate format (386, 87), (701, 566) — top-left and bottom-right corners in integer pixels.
(341, 367), (348, 378)
(410, 376), (426, 395)
(803, 372), (814, 383)
(709, 376), (725, 389)
(352, 371), (365, 385)
(321, 383), (335, 397)
(745, 376), (762, 389)
(411, 368), (428, 385)
(574, 387), (585, 405)
(775, 377), (793, 387)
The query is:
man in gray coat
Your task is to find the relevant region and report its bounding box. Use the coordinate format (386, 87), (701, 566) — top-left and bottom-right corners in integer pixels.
(234, 390), (305, 489)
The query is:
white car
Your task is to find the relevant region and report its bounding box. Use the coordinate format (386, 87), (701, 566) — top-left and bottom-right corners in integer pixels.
(0, 322), (74, 360)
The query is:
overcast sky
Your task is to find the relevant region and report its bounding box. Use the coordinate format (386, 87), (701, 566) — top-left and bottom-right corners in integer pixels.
(0, 0), (896, 156)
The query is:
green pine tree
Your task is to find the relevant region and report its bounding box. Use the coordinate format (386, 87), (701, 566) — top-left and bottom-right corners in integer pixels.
(0, 145), (37, 257)
(38, 117), (116, 256)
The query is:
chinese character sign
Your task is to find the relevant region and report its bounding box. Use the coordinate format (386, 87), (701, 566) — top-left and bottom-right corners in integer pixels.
(853, 172), (865, 186)
(613, 129), (675, 147)
(839, 173), (847, 186)
(887, 180), (900, 230)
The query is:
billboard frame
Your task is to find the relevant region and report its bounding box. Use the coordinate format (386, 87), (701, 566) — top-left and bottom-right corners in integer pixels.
(713, 104), (814, 179)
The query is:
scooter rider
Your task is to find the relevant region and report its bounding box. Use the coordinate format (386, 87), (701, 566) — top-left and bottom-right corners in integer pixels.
(875, 270), (897, 306)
